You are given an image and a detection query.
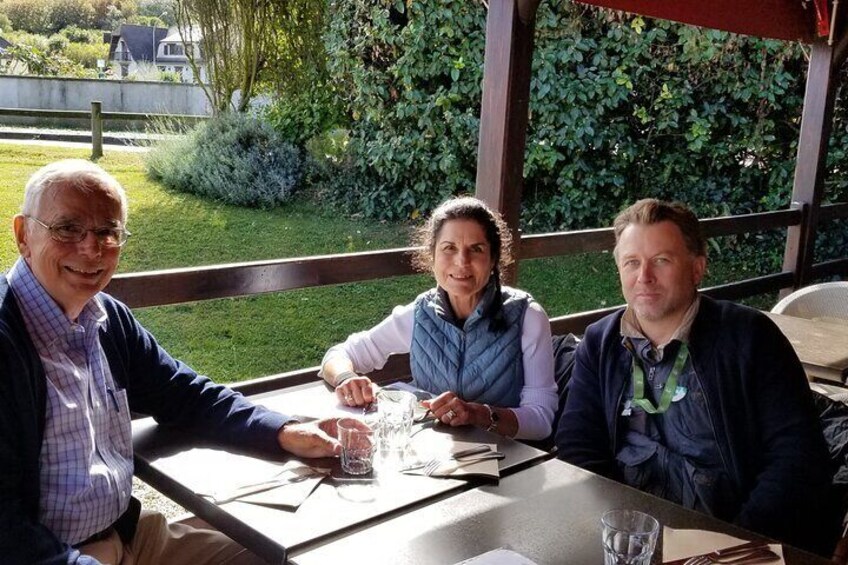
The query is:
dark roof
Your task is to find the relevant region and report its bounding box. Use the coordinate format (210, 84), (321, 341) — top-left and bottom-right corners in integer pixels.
(107, 24), (169, 63)
(0, 36), (12, 51)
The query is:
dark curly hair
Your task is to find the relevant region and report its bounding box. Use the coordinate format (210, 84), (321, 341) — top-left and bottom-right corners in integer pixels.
(411, 196), (514, 329)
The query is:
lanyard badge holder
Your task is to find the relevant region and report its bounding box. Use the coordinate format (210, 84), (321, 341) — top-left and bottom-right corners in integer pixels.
(630, 342), (689, 415)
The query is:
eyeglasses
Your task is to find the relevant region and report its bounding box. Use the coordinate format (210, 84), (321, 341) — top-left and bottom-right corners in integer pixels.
(26, 215), (131, 248)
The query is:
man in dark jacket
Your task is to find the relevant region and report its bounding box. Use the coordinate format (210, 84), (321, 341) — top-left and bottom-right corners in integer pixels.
(556, 198), (839, 555)
(0, 159), (345, 564)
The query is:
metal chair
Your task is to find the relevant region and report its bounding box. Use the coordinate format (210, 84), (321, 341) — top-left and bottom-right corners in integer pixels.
(772, 281), (848, 323)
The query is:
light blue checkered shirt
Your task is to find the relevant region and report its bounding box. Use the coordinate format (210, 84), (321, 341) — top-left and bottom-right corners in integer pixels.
(7, 258), (133, 545)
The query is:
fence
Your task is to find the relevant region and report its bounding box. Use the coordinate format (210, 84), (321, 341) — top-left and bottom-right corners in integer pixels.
(0, 101), (208, 158)
(103, 203), (848, 396)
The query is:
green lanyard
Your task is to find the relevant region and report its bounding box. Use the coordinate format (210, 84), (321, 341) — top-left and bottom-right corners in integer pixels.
(631, 342), (689, 414)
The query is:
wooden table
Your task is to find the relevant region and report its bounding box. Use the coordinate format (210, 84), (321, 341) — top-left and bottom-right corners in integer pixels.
(291, 458), (830, 565)
(766, 312), (848, 383)
(132, 381), (550, 563)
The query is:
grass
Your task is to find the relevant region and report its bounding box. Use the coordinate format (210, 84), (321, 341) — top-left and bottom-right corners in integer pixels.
(0, 143), (778, 383)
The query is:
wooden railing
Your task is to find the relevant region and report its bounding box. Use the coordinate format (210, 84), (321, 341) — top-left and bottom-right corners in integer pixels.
(105, 203), (848, 396)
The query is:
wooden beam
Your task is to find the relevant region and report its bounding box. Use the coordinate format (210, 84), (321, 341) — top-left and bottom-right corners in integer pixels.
(520, 208), (800, 260)
(832, 10), (848, 71)
(106, 247), (417, 308)
(781, 40), (837, 292)
(475, 0), (540, 282)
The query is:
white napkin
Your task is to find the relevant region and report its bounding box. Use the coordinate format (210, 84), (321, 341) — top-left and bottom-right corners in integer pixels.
(402, 440), (500, 479)
(662, 527), (785, 564)
(453, 548), (538, 564)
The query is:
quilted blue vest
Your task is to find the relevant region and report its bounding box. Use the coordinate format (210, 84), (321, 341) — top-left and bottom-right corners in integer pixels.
(409, 282), (529, 406)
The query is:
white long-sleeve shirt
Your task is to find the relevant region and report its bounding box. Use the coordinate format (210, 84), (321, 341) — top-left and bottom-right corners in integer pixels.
(321, 299), (558, 440)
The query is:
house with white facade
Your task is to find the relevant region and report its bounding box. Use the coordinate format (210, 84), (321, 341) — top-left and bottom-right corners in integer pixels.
(156, 27), (206, 83)
(106, 24), (206, 83)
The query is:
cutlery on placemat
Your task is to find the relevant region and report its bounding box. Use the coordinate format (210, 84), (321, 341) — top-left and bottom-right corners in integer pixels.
(401, 444), (492, 472)
(422, 451), (505, 476)
(198, 467), (325, 504)
(682, 541), (779, 565)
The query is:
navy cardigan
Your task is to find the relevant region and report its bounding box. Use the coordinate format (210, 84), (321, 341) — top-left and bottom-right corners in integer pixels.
(556, 296), (840, 555)
(0, 279), (290, 564)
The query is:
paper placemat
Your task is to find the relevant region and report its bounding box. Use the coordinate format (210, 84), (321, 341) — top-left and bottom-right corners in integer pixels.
(662, 527), (785, 564)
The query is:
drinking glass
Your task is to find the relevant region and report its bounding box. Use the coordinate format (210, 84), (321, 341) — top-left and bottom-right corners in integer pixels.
(338, 418), (375, 475)
(375, 389), (416, 454)
(601, 509), (659, 565)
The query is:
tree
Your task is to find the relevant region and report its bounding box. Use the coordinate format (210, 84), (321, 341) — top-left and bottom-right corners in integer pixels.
(136, 0), (174, 26)
(91, 0), (137, 30)
(175, 0), (268, 112)
(1, 0), (52, 34)
(175, 0), (326, 114)
(48, 0), (97, 33)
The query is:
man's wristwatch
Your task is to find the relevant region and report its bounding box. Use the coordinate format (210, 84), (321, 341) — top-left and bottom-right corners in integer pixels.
(484, 404), (500, 433)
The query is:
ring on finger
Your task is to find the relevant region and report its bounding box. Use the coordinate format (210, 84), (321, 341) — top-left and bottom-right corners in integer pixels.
(445, 409), (456, 421)
(345, 394), (353, 402)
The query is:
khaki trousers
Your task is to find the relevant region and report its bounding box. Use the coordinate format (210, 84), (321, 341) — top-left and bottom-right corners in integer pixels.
(78, 510), (267, 565)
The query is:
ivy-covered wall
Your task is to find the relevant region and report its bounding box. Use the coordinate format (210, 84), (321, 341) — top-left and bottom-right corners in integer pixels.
(321, 0), (846, 261)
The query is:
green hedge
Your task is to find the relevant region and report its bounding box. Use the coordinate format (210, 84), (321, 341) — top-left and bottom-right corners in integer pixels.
(320, 0), (847, 263)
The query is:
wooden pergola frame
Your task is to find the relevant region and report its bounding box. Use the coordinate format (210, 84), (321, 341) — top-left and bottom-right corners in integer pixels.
(474, 0), (848, 290)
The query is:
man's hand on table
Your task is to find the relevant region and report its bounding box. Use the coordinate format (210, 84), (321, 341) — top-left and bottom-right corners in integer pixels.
(277, 419), (344, 458)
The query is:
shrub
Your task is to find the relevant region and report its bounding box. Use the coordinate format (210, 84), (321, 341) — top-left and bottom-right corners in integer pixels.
(158, 70), (181, 82)
(0, 13), (12, 33)
(63, 41), (109, 68)
(323, 0), (847, 265)
(145, 113), (303, 208)
(47, 34), (69, 53)
(61, 25), (102, 44)
(266, 82), (347, 146)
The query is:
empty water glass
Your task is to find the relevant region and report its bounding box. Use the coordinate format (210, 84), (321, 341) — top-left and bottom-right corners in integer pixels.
(601, 509), (659, 565)
(338, 418), (375, 475)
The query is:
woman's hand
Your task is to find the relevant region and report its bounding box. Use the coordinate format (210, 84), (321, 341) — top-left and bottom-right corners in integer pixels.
(423, 391), (487, 428)
(335, 375), (376, 407)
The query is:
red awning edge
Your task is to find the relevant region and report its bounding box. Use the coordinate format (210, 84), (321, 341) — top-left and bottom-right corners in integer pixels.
(576, 0), (819, 43)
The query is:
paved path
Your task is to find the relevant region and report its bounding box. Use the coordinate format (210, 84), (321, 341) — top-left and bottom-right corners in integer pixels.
(0, 126), (161, 152)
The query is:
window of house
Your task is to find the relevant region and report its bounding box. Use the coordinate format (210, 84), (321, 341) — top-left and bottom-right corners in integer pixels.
(164, 44), (184, 56)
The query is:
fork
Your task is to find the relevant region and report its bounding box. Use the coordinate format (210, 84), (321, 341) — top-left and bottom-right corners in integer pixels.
(198, 467), (324, 504)
(403, 445), (492, 473)
(684, 544), (779, 565)
(422, 451), (505, 476)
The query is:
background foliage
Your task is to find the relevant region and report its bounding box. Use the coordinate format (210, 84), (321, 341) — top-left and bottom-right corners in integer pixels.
(315, 0), (847, 266)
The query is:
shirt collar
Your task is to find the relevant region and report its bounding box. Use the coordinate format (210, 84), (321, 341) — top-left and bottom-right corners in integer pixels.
(621, 295), (701, 355)
(6, 257), (107, 350)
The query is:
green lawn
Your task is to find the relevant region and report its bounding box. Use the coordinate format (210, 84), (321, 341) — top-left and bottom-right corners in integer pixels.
(0, 143), (775, 383)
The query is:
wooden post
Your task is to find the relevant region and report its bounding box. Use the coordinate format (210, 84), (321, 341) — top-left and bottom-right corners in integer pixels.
(475, 0), (540, 283)
(91, 101), (103, 160)
(780, 40), (838, 293)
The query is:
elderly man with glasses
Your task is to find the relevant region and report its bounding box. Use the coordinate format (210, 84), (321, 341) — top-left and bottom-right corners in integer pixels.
(0, 159), (343, 565)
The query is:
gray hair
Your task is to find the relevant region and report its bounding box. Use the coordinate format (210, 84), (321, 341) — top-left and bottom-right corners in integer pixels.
(22, 159), (128, 223)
